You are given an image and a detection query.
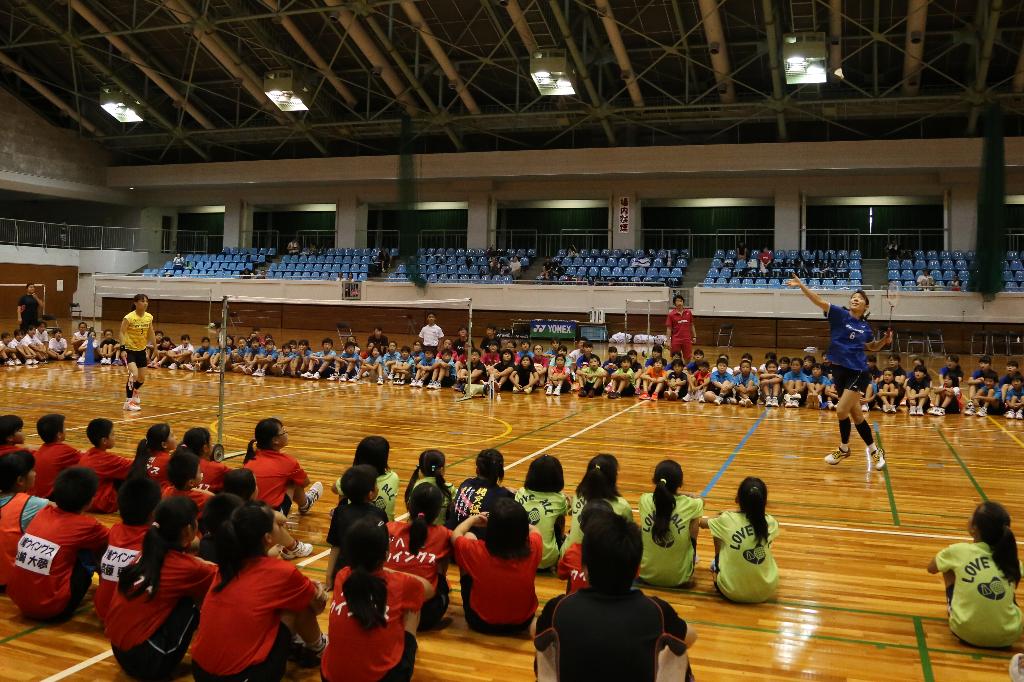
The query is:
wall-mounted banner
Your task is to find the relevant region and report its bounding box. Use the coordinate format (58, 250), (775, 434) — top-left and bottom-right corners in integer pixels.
(618, 196), (631, 233)
(529, 319), (578, 339)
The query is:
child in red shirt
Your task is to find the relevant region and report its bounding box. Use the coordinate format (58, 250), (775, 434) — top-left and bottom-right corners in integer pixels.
(162, 451), (214, 511)
(386, 484), (453, 630)
(139, 423), (176, 485)
(80, 418), (147, 513)
(0, 414), (29, 457)
(191, 501), (328, 678)
(106, 496), (218, 679)
(242, 418), (322, 516)
(0, 451), (49, 589)
(453, 498), (543, 634)
(30, 414), (81, 497)
(181, 427), (229, 492)
(8, 467), (109, 620)
(322, 517), (430, 682)
(95, 477), (163, 622)
(556, 499), (618, 594)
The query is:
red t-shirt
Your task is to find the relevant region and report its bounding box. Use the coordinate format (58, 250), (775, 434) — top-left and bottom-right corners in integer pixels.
(453, 532), (542, 625)
(105, 551), (216, 650)
(665, 308), (693, 343)
(759, 250), (773, 265)
(7, 506), (109, 619)
(191, 556), (316, 675)
(243, 450), (308, 508)
(31, 442), (81, 497)
(198, 459), (229, 492)
(556, 543), (589, 594)
(79, 448), (134, 513)
(162, 486), (213, 511)
(146, 450), (172, 485)
(321, 568), (425, 682)
(95, 522), (148, 621)
(385, 521), (452, 588)
(0, 444), (31, 457)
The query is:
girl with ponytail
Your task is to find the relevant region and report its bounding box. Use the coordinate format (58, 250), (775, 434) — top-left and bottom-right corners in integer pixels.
(386, 484), (453, 630)
(177, 426), (229, 492)
(639, 460), (704, 587)
(929, 501), (1022, 647)
(515, 454), (569, 570)
(105, 496), (217, 680)
(322, 517), (432, 682)
(137, 423), (176, 484)
(563, 454), (632, 552)
(446, 449), (515, 537)
(405, 449), (455, 525)
(702, 476), (779, 603)
(242, 417), (323, 517)
(191, 501), (328, 679)
(351, 436), (401, 520)
(325, 465), (387, 587)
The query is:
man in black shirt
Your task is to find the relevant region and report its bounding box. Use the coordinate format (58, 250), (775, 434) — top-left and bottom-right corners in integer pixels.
(365, 326), (389, 352)
(535, 509), (696, 682)
(17, 284), (43, 332)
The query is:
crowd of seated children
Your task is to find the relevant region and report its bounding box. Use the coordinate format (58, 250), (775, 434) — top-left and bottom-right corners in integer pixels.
(1, 323), (81, 367)
(3, 415), (1022, 680)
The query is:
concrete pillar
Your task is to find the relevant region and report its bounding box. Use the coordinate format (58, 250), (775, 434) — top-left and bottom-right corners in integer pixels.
(948, 183), (978, 251)
(610, 193), (640, 251)
(137, 207), (173, 266)
(335, 194), (367, 248)
(223, 198), (253, 249)
(774, 186), (802, 250)
(467, 194), (495, 249)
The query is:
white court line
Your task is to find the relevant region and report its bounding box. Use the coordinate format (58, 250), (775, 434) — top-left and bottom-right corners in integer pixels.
(41, 399), (647, 679)
(779, 520), (1024, 545)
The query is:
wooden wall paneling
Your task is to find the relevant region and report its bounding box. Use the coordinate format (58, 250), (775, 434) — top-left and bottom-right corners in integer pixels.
(0, 264), (78, 321)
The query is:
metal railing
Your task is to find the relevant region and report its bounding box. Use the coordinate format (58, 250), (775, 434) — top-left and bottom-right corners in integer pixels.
(538, 231), (608, 255)
(1008, 232), (1024, 251)
(417, 229), (467, 251)
(642, 229), (774, 257)
(802, 229), (945, 258)
(356, 228), (401, 251)
(0, 217), (141, 251)
(162, 229), (217, 254)
(295, 230), (336, 250)
(496, 228), (539, 253)
(251, 230), (280, 252)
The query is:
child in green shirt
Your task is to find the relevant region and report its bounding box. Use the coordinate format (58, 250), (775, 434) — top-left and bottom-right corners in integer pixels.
(928, 501), (1022, 648)
(639, 460), (703, 587)
(607, 356), (637, 399)
(563, 454), (633, 553)
(578, 356), (608, 398)
(333, 436), (400, 520)
(406, 449), (455, 525)
(702, 476), (779, 603)
(515, 455), (569, 570)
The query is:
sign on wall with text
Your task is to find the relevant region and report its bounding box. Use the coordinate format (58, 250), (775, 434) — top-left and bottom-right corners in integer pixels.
(618, 196), (631, 233)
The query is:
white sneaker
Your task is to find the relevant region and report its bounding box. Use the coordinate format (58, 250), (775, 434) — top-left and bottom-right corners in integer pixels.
(714, 396), (722, 405)
(861, 403), (868, 412)
(123, 399), (141, 412)
(327, 374), (339, 381)
(300, 481), (324, 514)
(869, 445), (886, 470)
(513, 385), (522, 393)
(301, 372), (312, 379)
(554, 384), (562, 396)
(545, 384), (553, 395)
(279, 540), (314, 560)
(824, 447), (851, 465)
(184, 363), (195, 371)
(377, 377), (383, 385)
(681, 393), (692, 402)
(312, 372), (320, 380)
(168, 363), (178, 370)
(76, 356), (85, 365)
(978, 406), (988, 417)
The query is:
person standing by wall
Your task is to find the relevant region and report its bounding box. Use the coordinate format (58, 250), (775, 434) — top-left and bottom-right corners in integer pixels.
(17, 284), (43, 332)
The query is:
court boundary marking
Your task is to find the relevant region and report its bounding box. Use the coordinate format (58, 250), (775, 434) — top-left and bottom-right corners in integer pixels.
(875, 423), (901, 526)
(934, 425), (988, 501)
(699, 409), (767, 496)
(36, 400), (646, 680)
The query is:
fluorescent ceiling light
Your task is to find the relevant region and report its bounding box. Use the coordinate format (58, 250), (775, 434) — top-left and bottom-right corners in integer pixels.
(530, 50), (576, 96)
(782, 32), (828, 85)
(100, 86), (143, 122)
(266, 90), (308, 112)
(263, 70), (310, 112)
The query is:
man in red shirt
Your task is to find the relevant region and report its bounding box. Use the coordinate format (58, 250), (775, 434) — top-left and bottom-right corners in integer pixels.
(664, 294), (697, 362)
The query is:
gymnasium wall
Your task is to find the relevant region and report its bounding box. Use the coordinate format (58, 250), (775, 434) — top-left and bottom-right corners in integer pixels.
(0, 262), (77, 321)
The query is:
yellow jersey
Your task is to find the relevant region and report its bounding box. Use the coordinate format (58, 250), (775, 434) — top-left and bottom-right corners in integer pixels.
(121, 311), (153, 351)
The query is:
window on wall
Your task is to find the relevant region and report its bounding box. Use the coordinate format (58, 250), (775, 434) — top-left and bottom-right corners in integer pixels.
(496, 207), (609, 254)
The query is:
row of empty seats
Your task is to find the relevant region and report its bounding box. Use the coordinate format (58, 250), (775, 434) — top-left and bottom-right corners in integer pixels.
(223, 247), (277, 256)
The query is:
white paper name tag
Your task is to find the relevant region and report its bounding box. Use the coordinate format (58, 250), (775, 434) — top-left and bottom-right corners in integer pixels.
(15, 534), (60, 576)
(100, 545), (140, 582)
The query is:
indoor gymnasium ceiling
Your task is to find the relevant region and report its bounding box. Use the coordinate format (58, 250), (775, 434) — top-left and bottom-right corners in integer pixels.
(1, 0), (1023, 163)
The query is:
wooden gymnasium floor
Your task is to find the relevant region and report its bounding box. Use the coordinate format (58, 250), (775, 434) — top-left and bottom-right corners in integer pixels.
(1, 350), (1023, 681)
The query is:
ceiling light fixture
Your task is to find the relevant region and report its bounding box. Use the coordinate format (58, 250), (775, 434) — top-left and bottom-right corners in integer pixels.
(100, 86), (143, 123)
(263, 70), (310, 112)
(782, 32), (828, 85)
(530, 50), (576, 96)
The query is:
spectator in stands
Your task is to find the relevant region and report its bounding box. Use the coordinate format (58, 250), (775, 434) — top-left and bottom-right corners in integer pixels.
(287, 239), (300, 255)
(509, 258), (521, 278)
(758, 246), (773, 274)
(489, 258), (501, 276)
(917, 268), (935, 290)
(736, 243), (748, 262)
(172, 254), (185, 271)
(887, 241), (900, 260)
(950, 276), (963, 291)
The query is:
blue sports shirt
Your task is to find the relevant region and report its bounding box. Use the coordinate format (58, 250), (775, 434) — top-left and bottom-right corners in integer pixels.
(826, 304), (872, 372)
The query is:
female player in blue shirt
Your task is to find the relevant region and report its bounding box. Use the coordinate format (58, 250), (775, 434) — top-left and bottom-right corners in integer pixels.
(788, 275), (893, 470)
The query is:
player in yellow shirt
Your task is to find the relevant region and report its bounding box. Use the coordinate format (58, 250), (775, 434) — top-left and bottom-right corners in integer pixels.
(118, 294), (156, 412)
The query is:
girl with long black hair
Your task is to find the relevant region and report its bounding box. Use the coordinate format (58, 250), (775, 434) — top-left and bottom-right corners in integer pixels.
(105, 496), (217, 680)
(242, 418), (322, 516)
(563, 454), (632, 551)
(638, 460), (704, 587)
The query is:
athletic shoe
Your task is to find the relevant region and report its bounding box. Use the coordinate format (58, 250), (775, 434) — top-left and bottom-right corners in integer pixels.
(869, 445), (887, 470)
(430, 382), (441, 390)
(697, 394), (705, 403)
(168, 363), (177, 370)
(725, 396), (737, 405)
(553, 385), (561, 396)
(740, 397), (752, 407)
(513, 385), (522, 393)
(1010, 653), (1024, 682)
(1015, 410), (1023, 420)
(297, 634), (328, 668)
(76, 356), (85, 365)
(650, 393), (659, 401)
(338, 374), (348, 382)
(607, 391), (619, 399)
(714, 396), (723, 405)
(280, 540), (314, 560)
(299, 481), (324, 514)
(524, 386), (533, 394)
(123, 399), (141, 412)
(326, 374), (338, 381)
(184, 363), (195, 371)
(928, 406), (941, 416)
(377, 377), (384, 385)
(860, 403), (868, 412)
(824, 447), (850, 465)
(312, 372), (320, 380)
(681, 393), (692, 402)
(1007, 410), (1017, 420)
(978, 406), (988, 417)
(638, 392), (650, 401)
(545, 384), (553, 395)
(965, 404), (975, 415)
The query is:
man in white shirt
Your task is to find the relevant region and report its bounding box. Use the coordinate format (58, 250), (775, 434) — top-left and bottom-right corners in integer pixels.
(48, 330), (72, 360)
(916, 268), (935, 290)
(418, 313), (444, 354)
(166, 334), (196, 370)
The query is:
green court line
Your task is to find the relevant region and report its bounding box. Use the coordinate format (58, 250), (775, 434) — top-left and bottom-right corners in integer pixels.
(935, 426), (988, 501)
(914, 616), (936, 682)
(875, 423), (901, 526)
(0, 605), (90, 647)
